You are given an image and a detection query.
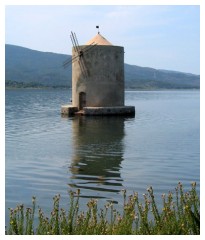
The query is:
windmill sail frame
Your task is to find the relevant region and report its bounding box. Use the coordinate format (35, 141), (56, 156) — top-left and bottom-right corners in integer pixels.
(63, 31), (97, 78)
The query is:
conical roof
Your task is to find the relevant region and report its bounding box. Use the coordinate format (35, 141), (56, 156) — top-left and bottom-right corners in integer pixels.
(85, 33), (113, 46)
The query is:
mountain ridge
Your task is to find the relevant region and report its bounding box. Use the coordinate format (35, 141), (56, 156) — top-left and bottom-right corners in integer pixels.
(5, 44), (200, 89)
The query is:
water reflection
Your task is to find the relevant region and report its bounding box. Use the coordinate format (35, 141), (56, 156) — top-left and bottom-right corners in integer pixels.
(68, 116), (126, 198)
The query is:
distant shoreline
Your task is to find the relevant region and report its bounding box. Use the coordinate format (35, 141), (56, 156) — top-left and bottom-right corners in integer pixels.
(5, 86), (70, 90)
(5, 79), (200, 91)
(5, 86), (200, 91)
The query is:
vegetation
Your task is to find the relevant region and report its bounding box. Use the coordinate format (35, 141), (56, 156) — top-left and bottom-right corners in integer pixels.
(5, 80), (68, 89)
(6, 182), (200, 235)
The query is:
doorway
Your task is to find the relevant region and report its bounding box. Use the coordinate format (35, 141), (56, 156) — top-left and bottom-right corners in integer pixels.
(79, 92), (86, 110)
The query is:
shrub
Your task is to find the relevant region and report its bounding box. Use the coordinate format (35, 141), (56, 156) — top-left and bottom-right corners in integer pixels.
(6, 182), (200, 235)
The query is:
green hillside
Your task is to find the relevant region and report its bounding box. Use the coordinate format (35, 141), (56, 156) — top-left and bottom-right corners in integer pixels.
(5, 44), (71, 87)
(5, 44), (200, 89)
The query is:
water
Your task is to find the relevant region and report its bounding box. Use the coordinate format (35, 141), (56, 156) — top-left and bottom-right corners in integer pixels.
(5, 89), (200, 223)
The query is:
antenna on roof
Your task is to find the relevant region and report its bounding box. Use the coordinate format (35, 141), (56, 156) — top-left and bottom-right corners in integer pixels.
(96, 26), (100, 34)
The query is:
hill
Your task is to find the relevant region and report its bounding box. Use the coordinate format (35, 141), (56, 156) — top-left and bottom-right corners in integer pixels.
(5, 44), (200, 89)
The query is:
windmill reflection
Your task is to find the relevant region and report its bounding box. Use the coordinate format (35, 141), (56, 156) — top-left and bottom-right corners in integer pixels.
(69, 116), (125, 199)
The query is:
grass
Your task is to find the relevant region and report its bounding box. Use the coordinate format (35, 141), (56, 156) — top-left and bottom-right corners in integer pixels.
(6, 182), (200, 235)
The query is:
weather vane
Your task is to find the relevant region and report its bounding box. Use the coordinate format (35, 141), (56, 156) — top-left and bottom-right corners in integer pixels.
(96, 25), (100, 34)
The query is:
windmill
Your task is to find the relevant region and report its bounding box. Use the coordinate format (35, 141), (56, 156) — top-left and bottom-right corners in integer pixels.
(63, 31), (97, 78)
(61, 29), (135, 116)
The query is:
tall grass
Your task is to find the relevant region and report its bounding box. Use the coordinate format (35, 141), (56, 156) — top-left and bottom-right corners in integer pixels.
(6, 182), (200, 235)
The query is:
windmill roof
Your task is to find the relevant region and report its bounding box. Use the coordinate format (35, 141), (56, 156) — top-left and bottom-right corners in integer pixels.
(85, 33), (113, 46)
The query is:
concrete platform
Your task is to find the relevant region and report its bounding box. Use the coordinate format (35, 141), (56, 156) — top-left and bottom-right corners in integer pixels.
(61, 105), (135, 116)
(83, 106), (135, 116)
(61, 105), (78, 116)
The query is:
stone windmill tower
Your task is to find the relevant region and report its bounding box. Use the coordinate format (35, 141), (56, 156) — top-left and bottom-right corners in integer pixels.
(61, 30), (135, 116)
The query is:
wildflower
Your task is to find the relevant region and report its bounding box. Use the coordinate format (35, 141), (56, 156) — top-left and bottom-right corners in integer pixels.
(145, 199), (151, 205)
(161, 193), (166, 199)
(121, 189), (126, 193)
(147, 186), (153, 193)
(60, 208), (66, 213)
(26, 207), (32, 214)
(19, 204), (24, 209)
(130, 212), (136, 219)
(134, 214), (138, 220)
(105, 204), (109, 209)
(183, 205), (189, 211)
(87, 199), (97, 208)
(191, 182), (196, 187)
(76, 189), (80, 195)
(51, 210), (55, 216)
(9, 208), (14, 214)
(178, 182), (182, 187)
(133, 192), (138, 200)
(69, 191), (74, 197)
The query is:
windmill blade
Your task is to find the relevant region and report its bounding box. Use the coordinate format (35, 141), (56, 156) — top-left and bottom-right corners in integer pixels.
(71, 31), (81, 54)
(82, 43), (97, 55)
(70, 34), (78, 52)
(65, 31), (84, 67)
(63, 43), (97, 68)
(63, 55), (87, 78)
(63, 59), (72, 68)
(63, 31), (97, 73)
(71, 32), (96, 57)
(63, 48), (87, 68)
(80, 58), (89, 78)
(77, 44), (97, 77)
(78, 59), (88, 78)
(78, 42), (97, 56)
(74, 32), (80, 50)
(63, 58), (77, 68)
(63, 54), (79, 68)
(69, 31), (97, 64)
(70, 31), (80, 53)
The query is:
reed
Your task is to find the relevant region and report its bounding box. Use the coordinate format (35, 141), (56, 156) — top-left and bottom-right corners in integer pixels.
(6, 182), (200, 235)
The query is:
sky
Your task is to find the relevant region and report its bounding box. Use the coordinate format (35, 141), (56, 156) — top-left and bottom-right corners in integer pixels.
(5, 4), (200, 75)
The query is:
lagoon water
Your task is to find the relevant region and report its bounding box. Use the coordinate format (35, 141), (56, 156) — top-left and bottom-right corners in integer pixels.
(5, 89), (200, 223)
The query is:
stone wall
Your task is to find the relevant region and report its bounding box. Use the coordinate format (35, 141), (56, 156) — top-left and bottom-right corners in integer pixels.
(72, 45), (124, 109)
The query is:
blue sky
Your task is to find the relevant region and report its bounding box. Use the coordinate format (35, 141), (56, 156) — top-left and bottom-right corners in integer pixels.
(5, 5), (200, 74)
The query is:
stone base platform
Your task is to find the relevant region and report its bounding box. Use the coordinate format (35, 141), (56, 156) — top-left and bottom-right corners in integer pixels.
(61, 105), (78, 116)
(61, 105), (135, 116)
(83, 106), (135, 116)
